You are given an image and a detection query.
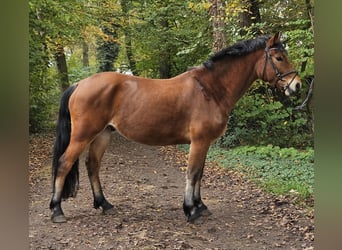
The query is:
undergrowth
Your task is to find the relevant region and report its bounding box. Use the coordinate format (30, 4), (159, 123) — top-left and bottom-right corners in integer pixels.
(179, 144), (314, 201)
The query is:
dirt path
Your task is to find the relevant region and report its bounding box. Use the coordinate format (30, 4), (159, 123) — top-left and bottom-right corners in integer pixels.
(29, 132), (314, 249)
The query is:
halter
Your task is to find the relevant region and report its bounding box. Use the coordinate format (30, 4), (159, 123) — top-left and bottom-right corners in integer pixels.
(262, 47), (298, 93)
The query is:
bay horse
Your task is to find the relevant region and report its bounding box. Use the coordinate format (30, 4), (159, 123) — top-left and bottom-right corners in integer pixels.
(50, 32), (301, 223)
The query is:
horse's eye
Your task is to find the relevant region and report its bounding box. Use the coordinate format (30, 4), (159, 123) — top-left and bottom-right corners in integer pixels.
(276, 56), (283, 62)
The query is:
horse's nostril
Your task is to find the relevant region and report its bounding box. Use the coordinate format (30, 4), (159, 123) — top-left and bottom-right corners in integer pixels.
(295, 82), (301, 91)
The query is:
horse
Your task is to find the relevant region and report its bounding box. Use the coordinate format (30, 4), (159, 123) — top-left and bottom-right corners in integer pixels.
(50, 32), (301, 223)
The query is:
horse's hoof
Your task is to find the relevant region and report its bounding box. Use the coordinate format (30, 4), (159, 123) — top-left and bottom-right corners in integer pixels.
(51, 214), (67, 223)
(187, 212), (202, 223)
(200, 207), (212, 217)
(187, 206), (212, 223)
(102, 207), (116, 215)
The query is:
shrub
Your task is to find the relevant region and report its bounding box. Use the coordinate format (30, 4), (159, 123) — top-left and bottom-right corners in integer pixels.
(219, 88), (313, 149)
(206, 145), (314, 199)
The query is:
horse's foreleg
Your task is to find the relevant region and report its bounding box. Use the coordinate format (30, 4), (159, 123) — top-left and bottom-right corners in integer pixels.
(193, 169), (212, 217)
(86, 127), (115, 215)
(183, 141), (211, 222)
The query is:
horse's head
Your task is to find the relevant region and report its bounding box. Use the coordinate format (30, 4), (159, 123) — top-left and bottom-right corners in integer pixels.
(259, 32), (302, 96)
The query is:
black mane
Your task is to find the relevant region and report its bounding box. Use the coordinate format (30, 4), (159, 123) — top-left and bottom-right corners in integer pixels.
(203, 35), (285, 69)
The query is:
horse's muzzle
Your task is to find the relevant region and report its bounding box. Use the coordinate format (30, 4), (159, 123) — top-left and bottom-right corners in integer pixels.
(284, 78), (302, 96)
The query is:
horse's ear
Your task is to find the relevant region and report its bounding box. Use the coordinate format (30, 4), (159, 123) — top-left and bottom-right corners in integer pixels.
(274, 32), (282, 43)
(266, 32), (282, 48)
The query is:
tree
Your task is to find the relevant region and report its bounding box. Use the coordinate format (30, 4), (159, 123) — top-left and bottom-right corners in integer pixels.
(29, 0), (314, 148)
(29, 0), (97, 131)
(95, 1), (121, 72)
(120, 0), (138, 75)
(239, 0), (261, 36)
(209, 0), (227, 52)
(96, 25), (120, 72)
(82, 40), (89, 68)
(29, 0), (59, 131)
(123, 0), (211, 78)
(55, 43), (69, 91)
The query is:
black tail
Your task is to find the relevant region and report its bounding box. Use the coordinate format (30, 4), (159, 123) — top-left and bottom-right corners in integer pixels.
(52, 84), (79, 199)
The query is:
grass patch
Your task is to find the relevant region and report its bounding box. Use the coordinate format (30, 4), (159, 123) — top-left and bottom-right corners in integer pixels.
(179, 144), (314, 200)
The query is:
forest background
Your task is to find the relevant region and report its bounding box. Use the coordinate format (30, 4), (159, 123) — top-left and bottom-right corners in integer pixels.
(29, 0), (314, 148)
(29, 0), (314, 198)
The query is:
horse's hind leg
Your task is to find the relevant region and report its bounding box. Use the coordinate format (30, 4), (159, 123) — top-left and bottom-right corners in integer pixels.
(86, 127), (115, 214)
(50, 140), (89, 223)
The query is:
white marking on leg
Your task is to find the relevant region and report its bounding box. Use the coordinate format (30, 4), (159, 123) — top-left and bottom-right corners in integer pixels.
(52, 177), (64, 201)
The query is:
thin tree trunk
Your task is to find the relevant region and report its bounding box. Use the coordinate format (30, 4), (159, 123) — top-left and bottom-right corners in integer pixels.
(159, 18), (171, 78)
(96, 25), (120, 73)
(55, 43), (69, 91)
(305, 0), (314, 32)
(209, 0), (227, 52)
(120, 0), (138, 75)
(125, 32), (138, 75)
(159, 50), (171, 78)
(301, 0), (314, 73)
(304, 0), (314, 134)
(82, 40), (89, 68)
(239, 0), (261, 36)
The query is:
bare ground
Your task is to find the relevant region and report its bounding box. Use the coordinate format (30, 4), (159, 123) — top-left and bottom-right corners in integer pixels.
(29, 132), (314, 249)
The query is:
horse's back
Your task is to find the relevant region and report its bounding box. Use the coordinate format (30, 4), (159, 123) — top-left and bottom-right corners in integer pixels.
(68, 71), (225, 146)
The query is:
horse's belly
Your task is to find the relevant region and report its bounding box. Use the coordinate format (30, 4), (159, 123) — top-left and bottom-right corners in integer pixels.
(111, 118), (191, 146)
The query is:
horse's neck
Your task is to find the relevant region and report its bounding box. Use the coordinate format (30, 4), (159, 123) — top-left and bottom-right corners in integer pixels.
(197, 53), (260, 114)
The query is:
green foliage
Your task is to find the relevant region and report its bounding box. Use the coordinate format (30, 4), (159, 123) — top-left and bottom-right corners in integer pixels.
(29, 0), (315, 145)
(29, 0), (99, 132)
(177, 144), (314, 199)
(67, 52), (97, 84)
(284, 23), (314, 76)
(205, 145), (314, 199)
(219, 90), (313, 149)
(213, 1), (314, 150)
(125, 0), (211, 77)
(29, 67), (60, 132)
(97, 41), (120, 72)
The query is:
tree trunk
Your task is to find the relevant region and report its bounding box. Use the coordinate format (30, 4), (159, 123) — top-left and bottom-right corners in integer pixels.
(96, 25), (120, 73)
(209, 0), (227, 52)
(300, 0), (314, 73)
(82, 40), (89, 68)
(159, 18), (171, 78)
(55, 44), (69, 91)
(125, 31), (138, 75)
(304, 1), (314, 135)
(120, 0), (138, 75)
(239, 0), (261, 36)
(305, 0), (314, 31)
(159, 50), (171, 78)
